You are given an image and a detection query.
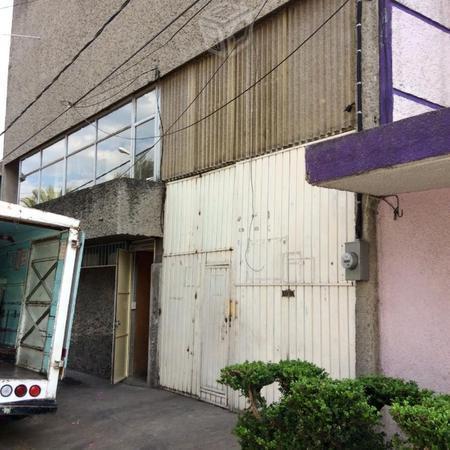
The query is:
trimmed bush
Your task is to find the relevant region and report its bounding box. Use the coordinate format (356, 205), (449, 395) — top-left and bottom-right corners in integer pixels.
(219, 361), (384, 449)
(357, 375), (431, 411)
(391, 395), (450, 450)
(274, 359), (329, 395)
(268, 376), (385, 450)
(219, 360), (449, 449)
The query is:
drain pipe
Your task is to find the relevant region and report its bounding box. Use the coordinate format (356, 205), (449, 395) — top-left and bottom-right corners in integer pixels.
(355, 0), (363, 239)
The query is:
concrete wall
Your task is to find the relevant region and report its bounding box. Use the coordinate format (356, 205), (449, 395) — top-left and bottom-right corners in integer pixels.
(36, 178), (165, 240)
(4, 0), (287, 165)
(390, 0), (450, 121)
(377, 189), (450, 393)
(68, 267), (116, 379)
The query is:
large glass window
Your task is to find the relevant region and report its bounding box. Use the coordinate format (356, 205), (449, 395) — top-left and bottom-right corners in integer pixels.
(68, 125), (96, 154)
(96, 130), (132, 183)
(42, 139), (65, 166)
(19, 171), (40, 207)
(21, 152), (40, 176)
(18, 90), (160, 206)
(66, 146), (95, 192)
(40, 160), (64, 202)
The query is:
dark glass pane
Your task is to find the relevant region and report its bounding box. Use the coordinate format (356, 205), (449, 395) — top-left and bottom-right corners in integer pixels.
(68, 125), (96, 154)
(136, 91), (157, 122)
(135, 119), (155, 155)
(96, 129), (131, 183)
(42, 139), (65, 166)
(135, 147), (154, 180)
(66, 146), (95, 192)
(19, 171), (40, 207)
(98, 103), (132, 139)
(21, 152), (40, 175)
(40, 160), (64, 202)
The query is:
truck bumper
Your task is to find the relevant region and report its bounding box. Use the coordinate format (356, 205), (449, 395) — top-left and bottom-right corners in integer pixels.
(0, 400), (57, 416)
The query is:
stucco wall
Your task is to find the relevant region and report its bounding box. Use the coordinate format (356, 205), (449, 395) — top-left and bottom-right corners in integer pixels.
(377, 189), (450, 393)
(4, 0), (287, 164)
(391, 0), (450, 121)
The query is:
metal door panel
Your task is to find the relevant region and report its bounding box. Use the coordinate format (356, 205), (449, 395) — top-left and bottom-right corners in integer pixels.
(200, 265), (230, 406)
(16, 238), (60, 372)
(113, 249), (132, 384)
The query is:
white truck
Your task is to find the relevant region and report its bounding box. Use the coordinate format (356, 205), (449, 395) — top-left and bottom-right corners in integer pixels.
(0, 201), (83, 417)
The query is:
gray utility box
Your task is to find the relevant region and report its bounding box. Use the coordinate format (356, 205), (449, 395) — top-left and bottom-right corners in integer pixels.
(341, 240), (369, 281)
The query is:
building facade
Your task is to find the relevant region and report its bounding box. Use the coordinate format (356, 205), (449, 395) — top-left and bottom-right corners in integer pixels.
(306, 0), (450, 393)
(5, 0), (446, 411)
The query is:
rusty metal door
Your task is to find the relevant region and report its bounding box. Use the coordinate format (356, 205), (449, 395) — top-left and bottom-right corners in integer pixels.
(16, 237), (61, 372)
(113, 249), (132, 384)
(200, 265), (232, 407)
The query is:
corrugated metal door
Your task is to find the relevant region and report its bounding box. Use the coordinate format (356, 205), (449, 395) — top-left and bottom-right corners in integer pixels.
(113, 249), (132, 384)
(159, 144), (356, 409)
(200, 264), (230, 407)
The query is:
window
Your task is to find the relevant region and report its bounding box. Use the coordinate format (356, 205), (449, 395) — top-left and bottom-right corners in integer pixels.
(18, 90), (160, 206)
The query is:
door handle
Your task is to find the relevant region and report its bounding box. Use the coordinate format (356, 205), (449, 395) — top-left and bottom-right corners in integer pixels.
(115, 320), (121, 328)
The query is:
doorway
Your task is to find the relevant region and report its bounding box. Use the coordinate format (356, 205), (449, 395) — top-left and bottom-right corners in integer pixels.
(132, 251), (153, 380)
(199, 264), (231, 407)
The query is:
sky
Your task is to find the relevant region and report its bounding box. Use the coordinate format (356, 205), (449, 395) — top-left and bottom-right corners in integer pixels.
(0, 2), (13, 160)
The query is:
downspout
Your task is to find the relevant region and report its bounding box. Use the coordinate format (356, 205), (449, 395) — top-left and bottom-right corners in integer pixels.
(355, 0), (363, 239)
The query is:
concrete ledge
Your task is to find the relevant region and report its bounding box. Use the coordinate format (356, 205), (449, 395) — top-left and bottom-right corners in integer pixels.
(36, 178), (165, 240)
(305, 108), (450, 195)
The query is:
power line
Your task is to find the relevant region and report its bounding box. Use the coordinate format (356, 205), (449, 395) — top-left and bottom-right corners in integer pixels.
(0, 0), (133, 137)
(164, 0), (351, 139)
(115, 0), (270, 180)
(6, 0), (204, 156)
(76, 0), (215, 107)
(0, 0), (46, 11)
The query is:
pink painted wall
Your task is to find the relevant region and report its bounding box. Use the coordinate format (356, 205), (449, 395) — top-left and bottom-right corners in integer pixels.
(377, 188), (450, 393)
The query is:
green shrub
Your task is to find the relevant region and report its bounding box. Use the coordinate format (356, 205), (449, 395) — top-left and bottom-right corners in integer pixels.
(274, 359), (329, 395)
(218, 361), (278, 412)
(219, 361), (384, 449)
(391, 395), (450, 450)
(219, 360), (448, 450)
(269, 377), (385, 449)
(357, 375), (431, 411)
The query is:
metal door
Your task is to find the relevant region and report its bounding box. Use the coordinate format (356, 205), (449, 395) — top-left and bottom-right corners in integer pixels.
(200, 265), (232, 406)
(16, 237), (60, 372)
(113, 249), (132, 384)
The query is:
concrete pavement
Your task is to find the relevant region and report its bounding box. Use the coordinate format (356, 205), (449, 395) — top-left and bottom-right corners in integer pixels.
(0, 372), (239, 450)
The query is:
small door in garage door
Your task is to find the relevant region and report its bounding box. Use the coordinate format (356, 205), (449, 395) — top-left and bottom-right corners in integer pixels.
(200, 265), (232, 407)
(113, 249), (132, 384)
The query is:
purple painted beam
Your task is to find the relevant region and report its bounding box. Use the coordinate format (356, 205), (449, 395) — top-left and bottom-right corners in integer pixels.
(306, 108), (450, 184)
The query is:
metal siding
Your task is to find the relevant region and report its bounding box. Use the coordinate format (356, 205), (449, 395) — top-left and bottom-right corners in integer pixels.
(159, 144), (356, 409)
(161, 0), (356, 180)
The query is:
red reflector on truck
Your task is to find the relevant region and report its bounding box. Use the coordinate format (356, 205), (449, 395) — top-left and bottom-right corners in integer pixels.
(29, 385), (41, 397)
(14, 384), (27, 397)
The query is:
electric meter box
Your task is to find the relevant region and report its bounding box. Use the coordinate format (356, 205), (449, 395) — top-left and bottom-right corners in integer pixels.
(342, 240), (369, 281)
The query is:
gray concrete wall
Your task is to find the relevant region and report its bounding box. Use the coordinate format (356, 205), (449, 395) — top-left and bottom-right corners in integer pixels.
(355, 0), (381, 376)
(36, 178), (165, 240)
(68, 267), (116, 379)
(3, 0), (288, 166)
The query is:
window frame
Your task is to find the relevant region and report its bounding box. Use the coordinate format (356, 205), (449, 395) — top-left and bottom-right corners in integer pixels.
(18, 89), (161, 205)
